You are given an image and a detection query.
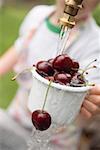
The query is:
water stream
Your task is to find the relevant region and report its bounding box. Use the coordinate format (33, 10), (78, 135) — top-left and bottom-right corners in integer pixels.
(56, 26), (71, 56)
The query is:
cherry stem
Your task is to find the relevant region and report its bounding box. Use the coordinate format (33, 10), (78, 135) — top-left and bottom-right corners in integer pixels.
(85, 83), (95, 87)
(11, 67), (33, 81)
(82, 66), (97, 75)
(82, 59), (97, 75)
(42, 80), (52, 111)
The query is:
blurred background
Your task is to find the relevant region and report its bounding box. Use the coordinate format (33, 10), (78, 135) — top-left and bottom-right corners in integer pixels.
(0, 0), (100, 109)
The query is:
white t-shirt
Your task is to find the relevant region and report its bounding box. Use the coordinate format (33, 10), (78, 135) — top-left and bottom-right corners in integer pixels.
(8, 5), (100, 128)
(14, 5), (100, 84)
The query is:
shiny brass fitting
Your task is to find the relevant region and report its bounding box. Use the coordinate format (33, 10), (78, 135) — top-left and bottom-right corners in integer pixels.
(59, 0), (83, 28)
(60, 14), (75, 28)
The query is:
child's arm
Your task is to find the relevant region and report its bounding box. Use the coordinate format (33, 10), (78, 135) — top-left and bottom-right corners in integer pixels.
(0, 46), (18, 76)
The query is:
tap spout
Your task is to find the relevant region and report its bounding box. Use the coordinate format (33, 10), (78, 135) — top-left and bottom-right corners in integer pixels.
(59, 0), (84, 29)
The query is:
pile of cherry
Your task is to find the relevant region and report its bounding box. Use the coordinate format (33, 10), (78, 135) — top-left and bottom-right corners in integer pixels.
(35, 54), (86, 86)
(31, 55), (97, 131)
(31, 55), (87, 131)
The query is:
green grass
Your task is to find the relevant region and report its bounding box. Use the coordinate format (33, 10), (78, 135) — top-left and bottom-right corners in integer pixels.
(0, 4), (100, 109)
(93, 5), (100, 26)
(0, 6), (29, 108)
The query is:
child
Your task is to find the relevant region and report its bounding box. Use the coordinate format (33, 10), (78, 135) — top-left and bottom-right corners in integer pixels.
(0, 0), (100, 129)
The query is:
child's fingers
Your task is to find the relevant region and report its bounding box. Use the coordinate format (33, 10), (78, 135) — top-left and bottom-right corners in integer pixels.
(82, 100), (100, 115)
(85, 95), (100, 107)
(80, 107), (92, 119)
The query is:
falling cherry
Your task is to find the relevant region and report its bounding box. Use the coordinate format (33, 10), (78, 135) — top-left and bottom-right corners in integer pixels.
(32, 110), (51, 131)
(31, 81), (52, 131)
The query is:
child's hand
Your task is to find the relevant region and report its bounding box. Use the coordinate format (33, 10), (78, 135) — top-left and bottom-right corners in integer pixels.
(81, 85), (100, 118)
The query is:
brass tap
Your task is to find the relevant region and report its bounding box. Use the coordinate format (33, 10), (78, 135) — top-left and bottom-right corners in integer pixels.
(59, 0), (83, 28)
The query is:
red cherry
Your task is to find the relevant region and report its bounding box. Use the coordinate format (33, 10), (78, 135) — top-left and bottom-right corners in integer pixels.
(73, 60), (79, 69)
(36, 61), (55, 76)
(53, 54), (73, 73)
(70, 60), (79, 75)
(32, 110), (51, 131)
(54, 73), (71, 85)
(70, 73), (86, 87)
(48, 58), (54, 65)
(71, 60), (79, 72)
(36, 70), (48, 78)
